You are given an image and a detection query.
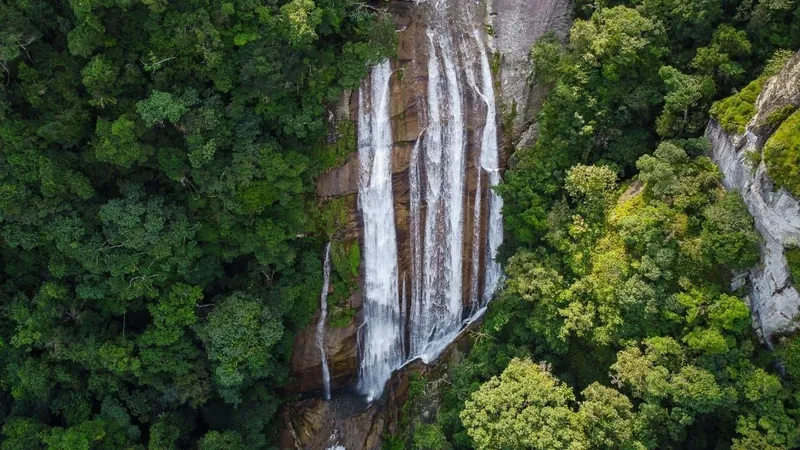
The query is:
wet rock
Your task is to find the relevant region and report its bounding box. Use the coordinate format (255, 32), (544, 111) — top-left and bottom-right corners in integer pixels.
(290, 0), (573, 415)
(286, 285), (363, 394)
(280, 317), (484, 450)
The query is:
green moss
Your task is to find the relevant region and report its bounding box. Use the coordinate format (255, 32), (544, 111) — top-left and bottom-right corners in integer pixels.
(324, 279), (356, 328)
(317, 119), (356, 172)
(709, 76), (767, 135)
(329, 305), (356, 328)
(321, 239), (361, 329)
(331, 240), (360, 285)
(763, 105), (798, 127)
(348, 242), (361, 278)
(320, 195), (354, 238)
(491, 52), (501, 75)
(763, 110), (800, 197)
(785, 247), (800, 286)
(502, 100), (518, 143)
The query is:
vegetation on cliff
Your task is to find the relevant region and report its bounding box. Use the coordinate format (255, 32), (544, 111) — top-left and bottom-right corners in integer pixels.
(0, 0), (393, 447)
(764, 109), (800, 197)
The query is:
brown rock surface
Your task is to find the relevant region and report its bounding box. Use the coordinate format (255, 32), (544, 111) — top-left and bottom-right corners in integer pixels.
(317, 151), (360, 198)
(286, 285), (362, 394)
(280, 317), (483, 450)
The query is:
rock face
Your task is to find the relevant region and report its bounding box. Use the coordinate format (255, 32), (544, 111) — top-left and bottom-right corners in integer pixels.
(287, 0), (571, 399)
(490, 0), (572, 139)
(280, 318), (481, 450)
(706, 51), (800, 343)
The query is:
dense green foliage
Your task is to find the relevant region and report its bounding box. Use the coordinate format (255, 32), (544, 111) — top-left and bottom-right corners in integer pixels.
(499, 0), (799, 249)
(430, 1), (800, 449)
(0, 0), (393, 447)
(437, 140), (798, 449)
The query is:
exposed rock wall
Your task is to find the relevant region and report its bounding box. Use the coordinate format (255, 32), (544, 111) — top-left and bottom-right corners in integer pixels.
(490, 0), (572, 142)
(706, 51), (800, 342)
(280, 317), (481, 449)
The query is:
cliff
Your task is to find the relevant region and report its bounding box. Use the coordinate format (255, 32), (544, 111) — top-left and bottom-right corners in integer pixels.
(706, 50), (800, 343)
(280, 0), (573, 448)
(286, 0), (572, 399)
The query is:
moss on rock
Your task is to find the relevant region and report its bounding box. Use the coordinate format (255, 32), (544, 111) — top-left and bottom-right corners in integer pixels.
(710, 77), (767, 135)
(763, 110), (800, 197)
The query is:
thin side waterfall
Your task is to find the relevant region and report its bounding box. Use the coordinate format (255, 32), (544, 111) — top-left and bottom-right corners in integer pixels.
(474, 28), (504, 305)
(356, 60), (404, 401)
(317, 243), (333, 400)
(409, 133), (424, 346)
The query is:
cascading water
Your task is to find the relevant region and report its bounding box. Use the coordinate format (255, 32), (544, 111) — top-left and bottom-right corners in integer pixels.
(356, 1), (503, 401)
(356, 60), (404, 401)
(410, 28), (467, 361)
(317, 243), (333, 400)
(474, 28), (504, 305)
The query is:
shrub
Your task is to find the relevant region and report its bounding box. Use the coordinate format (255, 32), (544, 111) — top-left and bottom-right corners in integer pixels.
(785, 247), (800, 286)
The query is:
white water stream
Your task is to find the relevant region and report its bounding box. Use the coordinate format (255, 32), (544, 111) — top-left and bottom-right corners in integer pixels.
(356, 60), (404, 400)
(354, 1), (503, 401)
(317, 243), (333, 400)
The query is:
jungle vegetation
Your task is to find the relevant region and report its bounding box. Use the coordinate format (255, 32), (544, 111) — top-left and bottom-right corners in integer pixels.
(0, 0), (393, 447)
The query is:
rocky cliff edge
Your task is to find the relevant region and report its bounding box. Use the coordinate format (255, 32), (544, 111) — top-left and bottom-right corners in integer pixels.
(706, 50), (800, 343)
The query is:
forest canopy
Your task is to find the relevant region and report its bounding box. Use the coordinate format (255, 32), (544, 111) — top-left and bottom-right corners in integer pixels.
(0, 0), (393, 447)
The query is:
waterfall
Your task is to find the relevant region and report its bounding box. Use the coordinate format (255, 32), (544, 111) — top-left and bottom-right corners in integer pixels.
(355, 1), (503, 401)
(356, 60), (404, 401)
(409, 28), (467, 362)
(474, 29), (504, 305)
(317, 243), (333, 400)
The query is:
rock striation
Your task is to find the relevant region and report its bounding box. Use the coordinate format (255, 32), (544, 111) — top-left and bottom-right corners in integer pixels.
(706, 50), (800, 343)
(490, 0), (572, 140)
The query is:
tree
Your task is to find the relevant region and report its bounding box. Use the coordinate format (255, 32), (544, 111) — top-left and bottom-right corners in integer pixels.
(460, 359), (587, 450)
(575, 383), (644, 450)
(199, 431), (247, 450)
(700, 192), (760, 270)
(136, 91), (191, 128)
(657, 66), (716, 137)
(691, 25), (752, 87)
(197, 292), (283, 404)
(0, 0), (394, 447)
